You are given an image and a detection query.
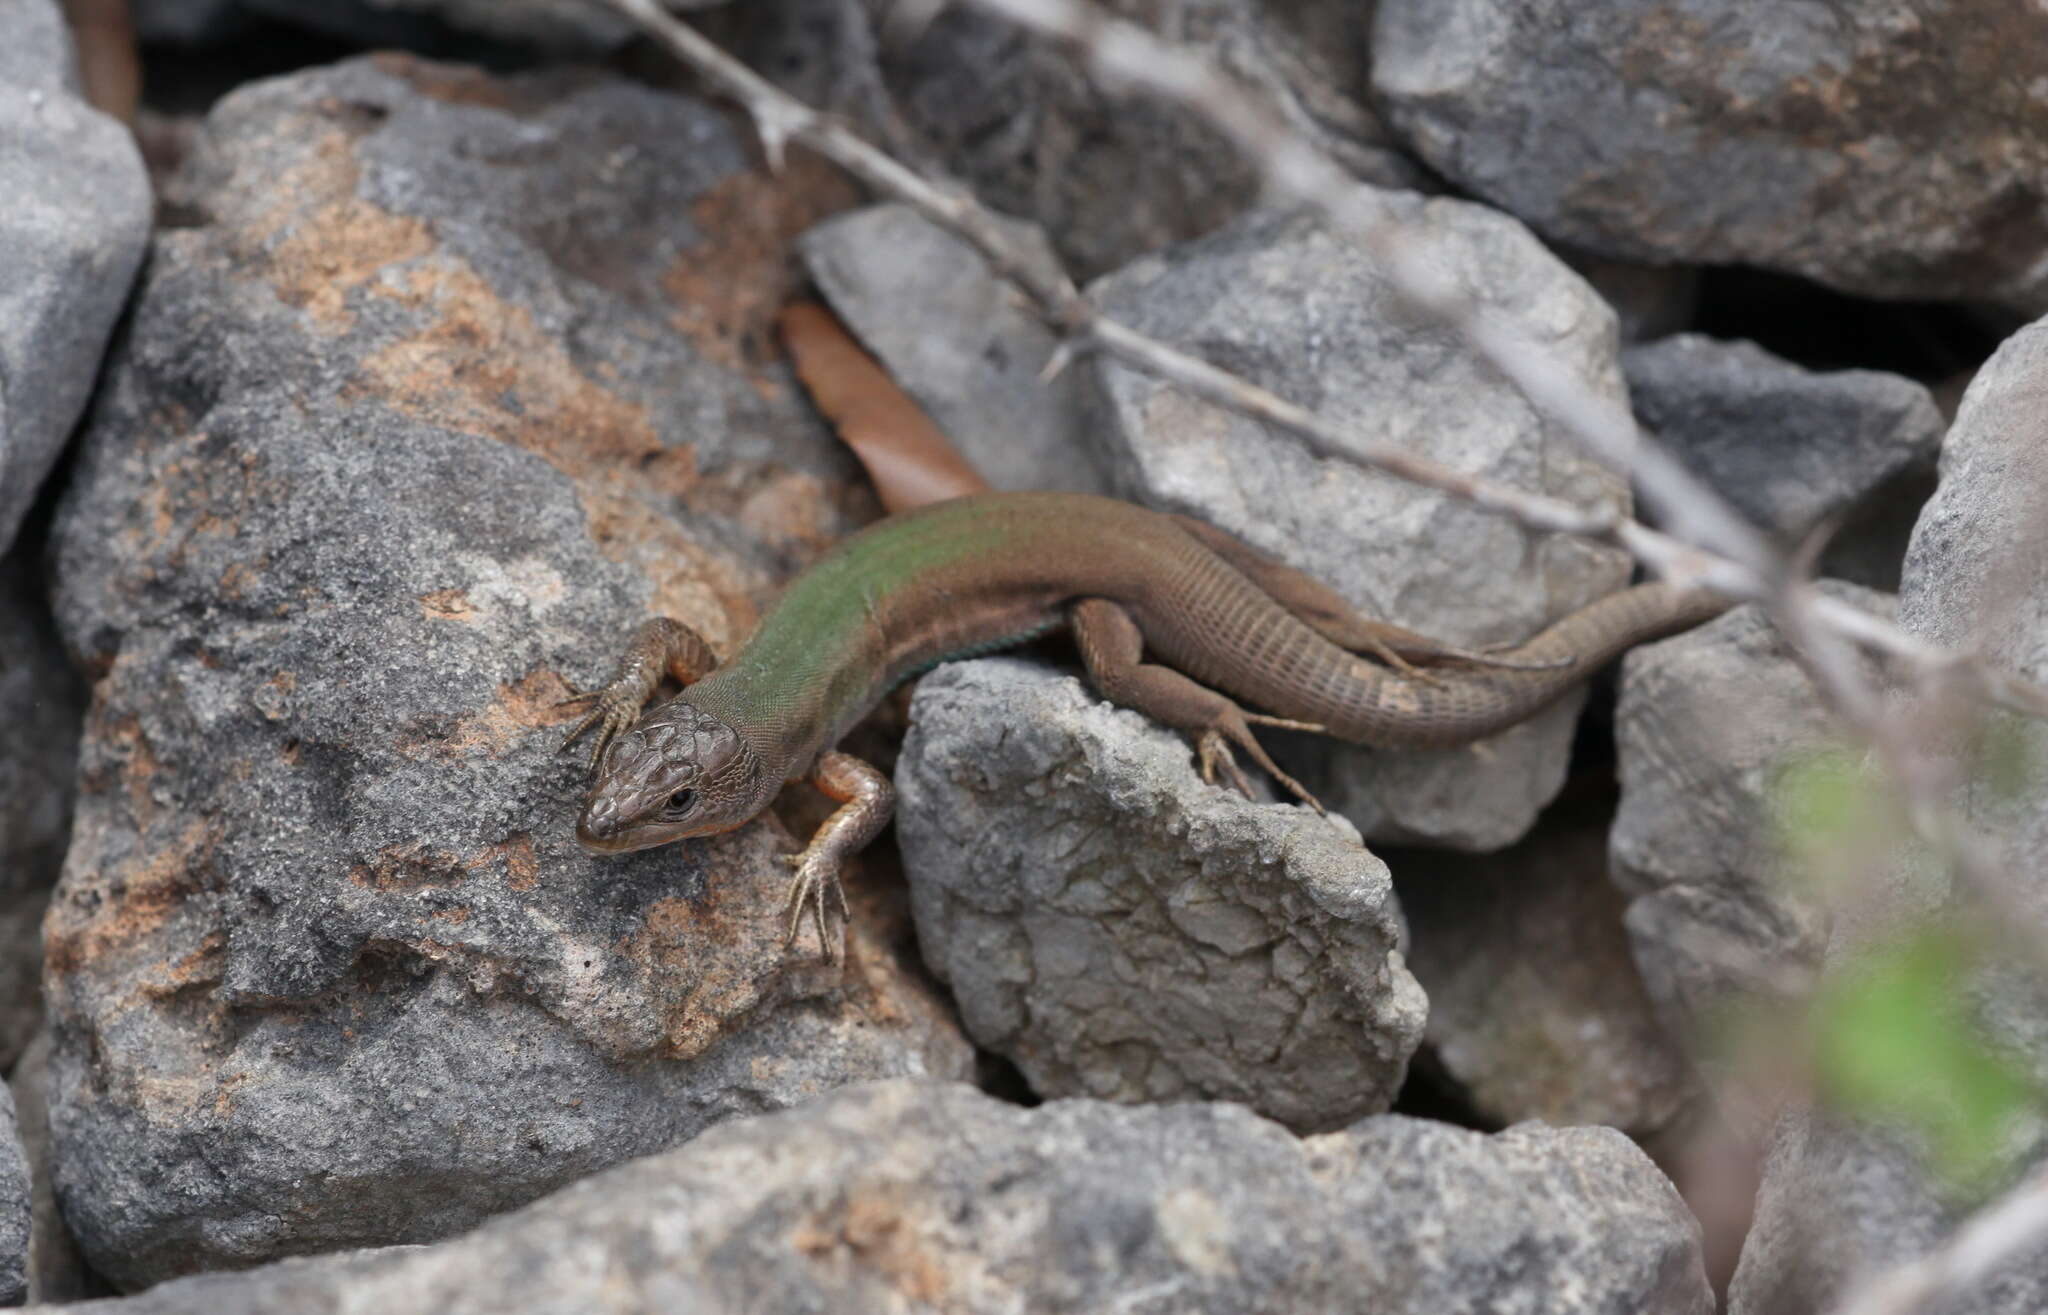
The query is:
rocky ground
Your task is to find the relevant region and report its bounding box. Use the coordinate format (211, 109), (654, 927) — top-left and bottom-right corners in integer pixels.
(2, 0), (2045, 1310)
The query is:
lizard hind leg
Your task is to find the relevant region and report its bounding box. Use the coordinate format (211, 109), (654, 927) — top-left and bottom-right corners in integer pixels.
(1070, 598), (1327, 815)
(559, 617), (721, 772)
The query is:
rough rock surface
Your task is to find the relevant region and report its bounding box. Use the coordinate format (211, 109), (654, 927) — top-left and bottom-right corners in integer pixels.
(34, 1081), (1715, 1314)
(801, 203), (1110, 495)
(9, 1033), (101, 1304)
(1733, 1112), (2047, 1315)
(1612, 585), (1890, 1115)
(0, 555), (86, 1072)
(1, 1079), (26, 1307)
(43, 56), (971, 1289)
(1091, 203), (1634, 851)
(0, 0), (151, 555)
(0, 0), (74, 92)
(1372, 0), (2048, 309)
(728, 0), (1422, 281)
(1730, 319), (2048, 1312)
(1392, 787), (1692, 1134)
(1623, 335), (1943, 567)
(896, 659), (1424, 1131)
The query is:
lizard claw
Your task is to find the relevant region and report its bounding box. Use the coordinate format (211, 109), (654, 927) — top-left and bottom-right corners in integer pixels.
(558, 686), (642, 774)
(781, 850), (851, 962)
(1197, 728), (1259, 799)
(1195, 714), (1327, 816)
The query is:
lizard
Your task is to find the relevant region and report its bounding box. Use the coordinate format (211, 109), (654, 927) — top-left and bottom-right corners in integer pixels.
(563, 490), (1728, 957)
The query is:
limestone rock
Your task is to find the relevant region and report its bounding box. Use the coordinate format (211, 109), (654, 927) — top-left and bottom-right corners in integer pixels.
(44, 55), (969, 1289)
(0, 1080), (24, 1307)
(1090, 202), (1634, 851)
(1611, 586), (1892, 1118)
(31, 1081), (1714, 1315)
(896, 658), (1425, 1131)
(727, 0), (1422, 281)
(1373, 0), (2048, 309)
(0, 0), (151, 554)
(1623, 335), (1943, 585)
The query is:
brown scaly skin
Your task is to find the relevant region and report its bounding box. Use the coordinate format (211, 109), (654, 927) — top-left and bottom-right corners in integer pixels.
(565, 491), (1730, 958)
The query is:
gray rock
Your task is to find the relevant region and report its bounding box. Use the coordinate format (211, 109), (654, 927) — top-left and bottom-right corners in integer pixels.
(0, 1), (151, 556)
(1392, 788), (1692, 1135)
(732, 0), (1422, 281)
(1623, 335), (1943, 553)
(1731, 316), (2048, 1314)
(0, 554), (85, 1072)
(1372, 0), (2048, 310)
(1090, 202), (1635, 851)
(1733, 1112), (2048, 1315)
(801, 203), (1110, 495)
(43, 55), (969, 1290)
(896, 659), (1425, 1131)
(29, 1080), (1715, 1314)
(0, 1080), (26, 1307)
(8, 1033), (102, 1304)
(0, 0), (77, 94)
(1611, 585), (1890, 1120)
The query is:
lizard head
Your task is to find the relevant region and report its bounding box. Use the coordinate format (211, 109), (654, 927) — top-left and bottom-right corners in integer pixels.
(575, 698), (766, 853)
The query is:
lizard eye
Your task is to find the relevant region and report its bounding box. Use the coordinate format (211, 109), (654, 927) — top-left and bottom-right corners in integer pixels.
(666, 789), (696, 815)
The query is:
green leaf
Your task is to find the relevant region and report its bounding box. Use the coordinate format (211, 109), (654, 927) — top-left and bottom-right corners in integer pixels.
(1813, 926), (2038, 1192)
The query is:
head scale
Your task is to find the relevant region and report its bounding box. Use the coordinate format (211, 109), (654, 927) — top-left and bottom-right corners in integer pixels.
(575, 699), (764, 854)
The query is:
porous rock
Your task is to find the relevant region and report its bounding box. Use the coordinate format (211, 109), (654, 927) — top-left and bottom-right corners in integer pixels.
(0, 1079), (26, 1307)
(727, 0), (1422, 281)
(29, 1080), (1715, 1314)
(1611, 584), (1892, 1117)
(896, 658), (1424, 1131)
(1091, 202), (1635, 851)
(0, 0), (151, 555)
(1730, 318), (2048, 1312)
(1623, 335), (1943, 585)
(1372, 0), (2048, 310)
(0, 554), (85, 1072)
(801, 203), (1110, 495)
(8, 1032), (102, 1304)
(44, 55), (969, 1289)
(1392, 788), (1693, 1134)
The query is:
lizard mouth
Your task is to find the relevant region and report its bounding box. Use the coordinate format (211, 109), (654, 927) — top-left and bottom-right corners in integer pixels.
(575, 798), (693, 854)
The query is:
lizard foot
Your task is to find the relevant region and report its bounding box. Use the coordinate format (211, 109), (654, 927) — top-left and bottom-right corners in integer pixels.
(557, 684), (645, 774)
(1195, 711), (1326, 815)
(781, 850), (852, 962)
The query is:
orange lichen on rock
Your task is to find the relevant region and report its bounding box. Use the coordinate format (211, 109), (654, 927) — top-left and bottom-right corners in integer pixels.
(663, 150), (861, 394)
(43, 817), (220, 978)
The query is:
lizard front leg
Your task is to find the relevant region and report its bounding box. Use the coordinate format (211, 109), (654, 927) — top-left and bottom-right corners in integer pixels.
(1071, 597), (1326, 814)
(783, 750), (893, 962)
(560, 617), (720, 771)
